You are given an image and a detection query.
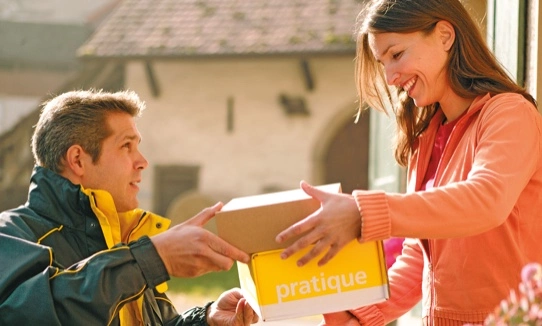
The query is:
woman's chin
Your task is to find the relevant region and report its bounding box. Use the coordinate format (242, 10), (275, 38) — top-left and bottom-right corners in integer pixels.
(411, 97), (431, 107)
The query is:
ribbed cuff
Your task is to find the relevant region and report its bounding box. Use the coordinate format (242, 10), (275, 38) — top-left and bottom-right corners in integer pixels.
(180, 301), (214, 325)
(130, 235), (170, 288)
(352, 190), (391, 242)
(350, 305), (386, 326)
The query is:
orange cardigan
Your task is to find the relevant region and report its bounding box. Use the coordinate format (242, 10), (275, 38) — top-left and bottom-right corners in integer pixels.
(346, 93), (542, 325)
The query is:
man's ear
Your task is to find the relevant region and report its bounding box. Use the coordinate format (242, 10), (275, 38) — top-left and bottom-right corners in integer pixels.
(64, 145), (86, 177)
(436, 20), (455, 52)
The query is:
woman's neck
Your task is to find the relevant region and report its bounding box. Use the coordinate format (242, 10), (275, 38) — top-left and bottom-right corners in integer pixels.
(440, 95), (475, 124)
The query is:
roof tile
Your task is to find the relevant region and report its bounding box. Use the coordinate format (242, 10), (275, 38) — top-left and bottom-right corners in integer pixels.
(78, 0), (365, 59)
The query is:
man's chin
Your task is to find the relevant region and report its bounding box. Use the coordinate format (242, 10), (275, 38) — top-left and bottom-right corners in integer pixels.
(117, 202), (139, 213)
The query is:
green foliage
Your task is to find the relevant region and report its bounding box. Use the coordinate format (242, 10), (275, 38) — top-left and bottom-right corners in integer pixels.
(167, 264), (241, 297)
(324, 32), (354, 45)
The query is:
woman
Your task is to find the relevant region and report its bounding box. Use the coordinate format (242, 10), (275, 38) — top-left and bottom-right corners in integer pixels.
(275, 0), (542, 325)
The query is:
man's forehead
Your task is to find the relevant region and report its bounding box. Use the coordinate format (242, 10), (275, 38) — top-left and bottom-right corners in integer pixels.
(105, 113), (141, 141)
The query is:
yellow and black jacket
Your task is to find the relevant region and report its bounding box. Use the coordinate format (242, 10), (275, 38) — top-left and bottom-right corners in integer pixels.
(0, 166), (209, 325)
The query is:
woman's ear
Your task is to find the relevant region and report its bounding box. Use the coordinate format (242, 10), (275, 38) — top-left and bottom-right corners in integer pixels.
(436, 20), (455, 51)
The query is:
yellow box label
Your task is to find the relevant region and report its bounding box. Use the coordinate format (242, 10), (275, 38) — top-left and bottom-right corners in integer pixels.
(249, 240), (387, 305)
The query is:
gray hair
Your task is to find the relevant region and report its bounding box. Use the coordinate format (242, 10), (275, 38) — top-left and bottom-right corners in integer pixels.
(32, 89), (146, 172)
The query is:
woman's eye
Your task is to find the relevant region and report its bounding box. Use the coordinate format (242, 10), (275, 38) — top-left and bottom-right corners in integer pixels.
(392, 51), (403, 59)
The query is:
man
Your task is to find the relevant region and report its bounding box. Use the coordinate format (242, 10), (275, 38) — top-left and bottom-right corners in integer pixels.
(0, 89), (258, 325)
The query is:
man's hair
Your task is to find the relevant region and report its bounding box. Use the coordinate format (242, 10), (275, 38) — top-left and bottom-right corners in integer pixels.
(32, 89), (146, 173)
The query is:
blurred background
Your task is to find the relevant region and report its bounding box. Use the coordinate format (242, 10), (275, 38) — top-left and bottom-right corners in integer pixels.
(0, 0), (539, 324)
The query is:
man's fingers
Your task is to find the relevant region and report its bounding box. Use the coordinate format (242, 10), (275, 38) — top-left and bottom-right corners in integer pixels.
(234, 298), (258, 325)
(244, 301), (258, 326)
(239, 299), (250, 325)
(184, 202), (223, 226)
(208, 235), (250, 264)
(251, 309), (259, 324)
(201, 250), (235, 272)
(234, 297), (244, 323)
(227, 288), (244, 301)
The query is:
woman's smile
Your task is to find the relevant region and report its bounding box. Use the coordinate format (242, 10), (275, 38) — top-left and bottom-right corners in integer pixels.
(402, 76), (417, 96)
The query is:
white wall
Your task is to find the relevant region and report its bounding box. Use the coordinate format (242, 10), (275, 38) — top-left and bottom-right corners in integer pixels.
(125, 56), (357, 209)
(0, 96), (39, 134)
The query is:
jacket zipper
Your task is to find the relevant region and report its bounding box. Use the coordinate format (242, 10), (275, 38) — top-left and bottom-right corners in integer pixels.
(425, 116), (466, 325)
(127, 211), (148, 241)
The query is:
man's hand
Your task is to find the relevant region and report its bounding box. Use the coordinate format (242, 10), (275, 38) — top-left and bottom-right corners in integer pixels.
(275, 181), (361, 267)
(319, 311), (361, 326)
(207, 288), (259, 326)
(151, 202), (250, 278)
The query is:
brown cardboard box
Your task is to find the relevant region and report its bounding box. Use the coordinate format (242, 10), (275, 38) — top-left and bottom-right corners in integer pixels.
(214, 184), (389, 321)
(215, 183), (341, 253)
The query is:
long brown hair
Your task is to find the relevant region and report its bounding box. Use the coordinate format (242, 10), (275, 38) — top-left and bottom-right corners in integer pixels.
(355, 0), (536, 166)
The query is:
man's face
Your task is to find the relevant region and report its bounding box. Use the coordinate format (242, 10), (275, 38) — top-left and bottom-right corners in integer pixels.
(80, 112), (148, 212)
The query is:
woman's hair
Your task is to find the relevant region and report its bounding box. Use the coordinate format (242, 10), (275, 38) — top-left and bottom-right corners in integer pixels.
(355, 0), (536, 166)
(32, 89), (146, 173)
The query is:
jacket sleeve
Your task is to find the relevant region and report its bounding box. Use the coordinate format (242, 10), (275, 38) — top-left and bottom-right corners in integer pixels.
(151, 290), (210, 326)
(345, 238), (424, 325)
(0, 231), (182, 325)
(132, 244), (211, 326)
(0, 233), (64, 325)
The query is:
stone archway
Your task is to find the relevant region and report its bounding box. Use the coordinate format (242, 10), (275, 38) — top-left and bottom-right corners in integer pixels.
(312, 103), (370, 194)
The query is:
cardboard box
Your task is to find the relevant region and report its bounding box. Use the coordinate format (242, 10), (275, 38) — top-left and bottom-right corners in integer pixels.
(215, 184), (389, 321)
(238, 240), (389, 321)
(215, 183), (342, 254)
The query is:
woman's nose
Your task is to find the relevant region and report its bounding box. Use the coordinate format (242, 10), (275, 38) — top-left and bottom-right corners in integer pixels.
(385, 70), (400, 86)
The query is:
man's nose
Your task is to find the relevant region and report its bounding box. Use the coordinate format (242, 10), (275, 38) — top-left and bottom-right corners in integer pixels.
(136, 151), (148, 170)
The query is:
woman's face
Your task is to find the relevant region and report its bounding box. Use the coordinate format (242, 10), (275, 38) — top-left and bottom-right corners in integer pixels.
(368, 22), (453, 108)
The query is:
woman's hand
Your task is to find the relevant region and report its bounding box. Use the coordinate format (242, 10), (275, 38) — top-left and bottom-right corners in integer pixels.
(275, 181), (362, 267)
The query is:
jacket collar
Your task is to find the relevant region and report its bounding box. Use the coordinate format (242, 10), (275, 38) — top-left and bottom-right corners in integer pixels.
(27, 166), (94, 229)
(425, 93), (491, 139)
(410, 93), (492, 191)
(27, 166), (171, 247)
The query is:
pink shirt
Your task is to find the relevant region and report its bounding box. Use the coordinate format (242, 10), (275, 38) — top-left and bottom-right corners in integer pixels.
(420, 117), (459, 191)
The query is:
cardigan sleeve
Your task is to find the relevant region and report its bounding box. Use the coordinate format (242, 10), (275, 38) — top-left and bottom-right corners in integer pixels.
(355, 94), (542, 241)
(353, 190), (391, 242)
(347, 238), (424, 325)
